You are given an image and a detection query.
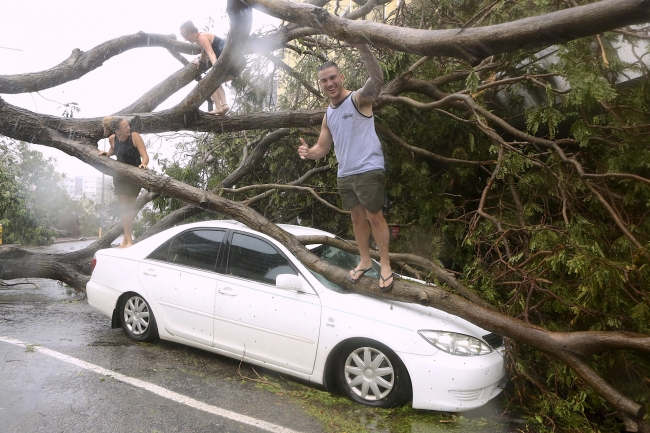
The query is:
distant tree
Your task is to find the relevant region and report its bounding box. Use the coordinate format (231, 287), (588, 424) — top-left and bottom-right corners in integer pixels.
(0, 139), (100, 244)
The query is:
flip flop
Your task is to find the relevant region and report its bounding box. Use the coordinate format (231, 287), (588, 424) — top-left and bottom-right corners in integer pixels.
(379, 273), (395, 292)
(347, 267), (372, 283)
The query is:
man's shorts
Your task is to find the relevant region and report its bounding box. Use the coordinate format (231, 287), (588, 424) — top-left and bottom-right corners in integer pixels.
(337, 169), (385, 213)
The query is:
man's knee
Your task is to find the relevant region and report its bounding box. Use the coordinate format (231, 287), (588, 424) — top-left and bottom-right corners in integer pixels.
(366, 209), (386, 225)
(350, 205), (368, 225)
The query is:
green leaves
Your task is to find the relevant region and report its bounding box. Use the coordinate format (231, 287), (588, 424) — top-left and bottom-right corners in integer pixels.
(525, 105), (564, 138)
(465, 70), (480, 94)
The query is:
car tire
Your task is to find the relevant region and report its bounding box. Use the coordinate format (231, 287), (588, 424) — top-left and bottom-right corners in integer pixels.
(336, 339), (412, 408)
(118, 293), (158, 342)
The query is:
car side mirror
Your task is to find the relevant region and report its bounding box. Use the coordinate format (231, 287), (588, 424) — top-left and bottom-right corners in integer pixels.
(276, 274), (303, 291)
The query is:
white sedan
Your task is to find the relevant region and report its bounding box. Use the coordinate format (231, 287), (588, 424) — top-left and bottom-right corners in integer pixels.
(87, 220), (506, 411)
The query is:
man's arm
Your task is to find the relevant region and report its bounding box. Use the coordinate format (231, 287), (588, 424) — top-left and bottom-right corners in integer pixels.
(355, 44), (384, 109)
(298, 115), (333, 160)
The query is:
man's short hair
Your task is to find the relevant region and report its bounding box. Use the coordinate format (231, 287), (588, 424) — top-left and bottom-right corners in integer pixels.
(318, 61), (340, 73)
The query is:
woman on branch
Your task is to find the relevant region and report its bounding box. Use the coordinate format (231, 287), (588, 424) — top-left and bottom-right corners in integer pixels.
(180, 20), (230, 115)
(99, 116), (149, 249)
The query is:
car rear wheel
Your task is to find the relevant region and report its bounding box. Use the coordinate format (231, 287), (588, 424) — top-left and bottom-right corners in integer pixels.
(118, 293), (158, 342)
(336, 339), (412, 407)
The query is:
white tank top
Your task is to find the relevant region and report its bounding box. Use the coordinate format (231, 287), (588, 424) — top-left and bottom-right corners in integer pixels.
(326, 91), (384, 177)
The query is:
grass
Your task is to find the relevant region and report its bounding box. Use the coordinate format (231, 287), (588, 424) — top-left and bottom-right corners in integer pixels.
(251, 373), (513, 433)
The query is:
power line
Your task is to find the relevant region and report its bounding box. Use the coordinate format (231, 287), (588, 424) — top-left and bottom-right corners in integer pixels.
(0, 46), (23, 51)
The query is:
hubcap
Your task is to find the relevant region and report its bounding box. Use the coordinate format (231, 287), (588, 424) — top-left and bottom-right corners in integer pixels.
(344, 347), (395, 401)
(124, 296), (150, 335)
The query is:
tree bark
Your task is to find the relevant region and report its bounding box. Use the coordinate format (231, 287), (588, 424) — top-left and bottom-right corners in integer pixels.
(1, 0), (649, 429)
(0, 32), (200, 94)
(242, 0), (650, 64)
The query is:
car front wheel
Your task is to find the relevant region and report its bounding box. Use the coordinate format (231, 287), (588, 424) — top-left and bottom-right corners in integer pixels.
(336, 339), (412, 407)
(118, 293), (158, 342)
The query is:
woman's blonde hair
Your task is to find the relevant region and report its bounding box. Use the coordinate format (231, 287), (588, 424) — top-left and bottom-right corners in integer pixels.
(102, 116), (126, 136)
(180, 20), (198, 35)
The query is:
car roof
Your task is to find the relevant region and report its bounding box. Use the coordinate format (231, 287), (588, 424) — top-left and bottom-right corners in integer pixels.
(170, 220), (335, 239)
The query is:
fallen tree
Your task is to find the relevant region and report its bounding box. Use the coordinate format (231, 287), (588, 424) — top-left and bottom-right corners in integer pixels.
(1, 0), (649, 430)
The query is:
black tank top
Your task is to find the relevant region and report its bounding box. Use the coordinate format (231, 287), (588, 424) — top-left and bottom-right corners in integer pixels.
(211, 36), (224, 57)
(200, 32), (224, 58)
(114, 134), (141, 167)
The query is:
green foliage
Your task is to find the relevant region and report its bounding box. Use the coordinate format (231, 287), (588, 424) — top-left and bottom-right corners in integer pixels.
(251, 372), (512, 433)
(125, 1), (650, 430)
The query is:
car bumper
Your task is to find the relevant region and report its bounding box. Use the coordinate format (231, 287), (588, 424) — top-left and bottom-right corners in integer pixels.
(86, 280), (121, 319)
(399, 349), (507, 412)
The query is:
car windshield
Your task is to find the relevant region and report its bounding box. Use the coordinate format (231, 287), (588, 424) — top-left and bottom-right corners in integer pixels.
(308, 244), (381, 293)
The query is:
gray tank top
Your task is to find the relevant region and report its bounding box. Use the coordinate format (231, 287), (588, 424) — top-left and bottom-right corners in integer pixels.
(326, 91), (384, 177)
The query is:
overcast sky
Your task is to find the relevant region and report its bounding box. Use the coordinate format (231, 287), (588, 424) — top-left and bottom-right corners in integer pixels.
(1, 0), (279, 177)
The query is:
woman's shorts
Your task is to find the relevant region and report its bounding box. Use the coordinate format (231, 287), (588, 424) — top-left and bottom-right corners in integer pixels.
(337, 169), (385, 213)
(113, 177), (141, 197)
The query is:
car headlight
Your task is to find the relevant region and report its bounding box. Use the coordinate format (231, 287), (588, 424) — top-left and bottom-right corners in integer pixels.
(418, 330), (493, 356)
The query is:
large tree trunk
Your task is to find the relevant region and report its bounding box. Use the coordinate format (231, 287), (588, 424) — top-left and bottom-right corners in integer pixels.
(1, 0), (649, 430)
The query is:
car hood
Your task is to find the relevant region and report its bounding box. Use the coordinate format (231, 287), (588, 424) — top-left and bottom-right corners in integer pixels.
(321, 289), (492, 338)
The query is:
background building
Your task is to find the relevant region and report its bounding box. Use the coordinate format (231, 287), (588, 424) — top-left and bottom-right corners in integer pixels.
(63, 175), (112, 204)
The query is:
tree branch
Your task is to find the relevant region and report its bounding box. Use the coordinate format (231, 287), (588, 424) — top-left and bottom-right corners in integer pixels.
(0, 32), (200, 93)
(241, 0), (650, 64)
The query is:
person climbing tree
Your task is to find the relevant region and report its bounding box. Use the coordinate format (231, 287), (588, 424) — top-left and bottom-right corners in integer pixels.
(99, 116), (149, 248)
(180, 20), (230, 115)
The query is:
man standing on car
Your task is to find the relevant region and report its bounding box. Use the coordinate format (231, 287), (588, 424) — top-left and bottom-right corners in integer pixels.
(297, 44), (393, 292)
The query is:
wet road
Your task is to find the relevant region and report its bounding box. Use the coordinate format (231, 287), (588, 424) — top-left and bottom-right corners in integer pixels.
(0, 241), (323, 433)
(1, 240), (516, 433)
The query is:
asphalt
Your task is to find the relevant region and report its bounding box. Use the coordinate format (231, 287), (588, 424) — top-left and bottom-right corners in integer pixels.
(0, 241), (324, 433)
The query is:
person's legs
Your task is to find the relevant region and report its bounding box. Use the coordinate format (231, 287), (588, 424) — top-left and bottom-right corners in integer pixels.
(210, 86), (229, 115)
(117, 195), (137, 248)
(366, 209), (393, 290)
(349, 205), (373, 280)
(339, 176), (372, 280)
(354, 169), (393, 290)
(216, 86), (229, 114)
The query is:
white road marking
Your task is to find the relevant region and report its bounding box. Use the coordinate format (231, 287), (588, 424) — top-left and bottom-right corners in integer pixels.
(0, 336), (304, 433)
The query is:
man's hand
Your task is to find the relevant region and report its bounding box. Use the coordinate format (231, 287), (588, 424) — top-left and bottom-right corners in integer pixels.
(190, 58), (200, 65)
(356, 44), (383, 101)
(298, 138), (310, 160)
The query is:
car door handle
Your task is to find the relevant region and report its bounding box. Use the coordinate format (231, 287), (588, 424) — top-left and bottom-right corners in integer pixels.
(218, 287), (236, 296)
(142, 269), (157, 276)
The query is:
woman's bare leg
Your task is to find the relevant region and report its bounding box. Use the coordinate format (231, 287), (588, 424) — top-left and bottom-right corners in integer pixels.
(210, 86), (229, 115)
(117, 195), (137, 248)
(216, 86), (229, 114)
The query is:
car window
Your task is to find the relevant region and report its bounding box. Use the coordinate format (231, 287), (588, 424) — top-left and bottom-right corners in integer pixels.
(148, 230), (224, 272)
(306, 244), (381, 293)
(227, 233), (297, 285)
(312, 244), (380, 278)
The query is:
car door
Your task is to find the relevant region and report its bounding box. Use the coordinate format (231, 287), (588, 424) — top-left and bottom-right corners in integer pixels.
(138, 229), (225, 347)
(212, 231), (321, 375)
